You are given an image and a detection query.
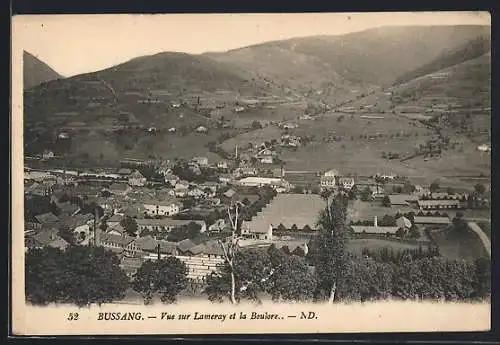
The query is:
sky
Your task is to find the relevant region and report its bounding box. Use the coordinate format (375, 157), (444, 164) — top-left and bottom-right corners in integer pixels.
(12, 11), (490, 77)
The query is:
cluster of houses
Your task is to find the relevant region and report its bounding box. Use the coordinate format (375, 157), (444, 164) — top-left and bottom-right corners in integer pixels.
(320, 169), (355, 191)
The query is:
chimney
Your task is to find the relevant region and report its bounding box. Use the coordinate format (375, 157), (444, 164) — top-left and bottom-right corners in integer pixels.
(374, 216), (378, 228)
(157, 243), (161, 260)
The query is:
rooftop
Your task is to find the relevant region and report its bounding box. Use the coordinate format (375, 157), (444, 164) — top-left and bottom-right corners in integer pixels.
(350, 225), (399, 234)
(243, 194), (325, 233)
(388, 194), (420, 205)
(413, 216), (451, 224)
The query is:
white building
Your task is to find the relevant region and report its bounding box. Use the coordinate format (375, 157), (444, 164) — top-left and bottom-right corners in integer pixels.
(192, 156), (209, 167)
(338, 177), (355, 190)
(237, 177), (289, 189)
(142, 199), (182, 217)
(320, 176), (336, 189)
(477, 144), (491, 152)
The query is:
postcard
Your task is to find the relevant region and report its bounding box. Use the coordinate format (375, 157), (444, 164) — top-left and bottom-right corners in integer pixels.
(11, 12), (491, 336)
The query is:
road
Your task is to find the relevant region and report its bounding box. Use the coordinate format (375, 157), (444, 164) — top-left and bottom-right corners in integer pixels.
(468, 222), (491, 258)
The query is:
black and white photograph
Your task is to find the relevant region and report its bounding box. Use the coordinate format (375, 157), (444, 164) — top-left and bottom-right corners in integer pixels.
(11, 12), (491, 335)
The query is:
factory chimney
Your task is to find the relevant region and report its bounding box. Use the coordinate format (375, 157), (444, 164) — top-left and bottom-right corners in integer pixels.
(374, 216), (378, 228)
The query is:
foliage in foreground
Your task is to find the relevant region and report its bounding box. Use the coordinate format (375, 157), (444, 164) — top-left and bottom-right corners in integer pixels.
(132, 257), (189, 304)
(25, 246), (129, 306)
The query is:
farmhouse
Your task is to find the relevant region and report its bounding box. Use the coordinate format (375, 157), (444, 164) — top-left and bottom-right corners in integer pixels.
(128, 170), (147, 187)
(417, 199), (462, 210)
(142, 198), (182, 217)
(32, 212), (60, 230)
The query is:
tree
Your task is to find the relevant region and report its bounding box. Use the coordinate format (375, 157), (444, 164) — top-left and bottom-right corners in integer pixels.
(446, 187), (455, 195)
(474, 183), (486, 196)
(205, 248), (272, 303)
(312, 193), (350, 303)
(360, 186), (373, 202)
(292, 246), (306, 257)
(402, 182), (415, 194)
(382, 195), (391, 207)
(132, 257), (188, 304)
(430, 181), (440, 193)
(267, 255), (316, 302)
(120, 216), (138, 237)
(214, 202), (243, 304)
(26, 246), (129, 306)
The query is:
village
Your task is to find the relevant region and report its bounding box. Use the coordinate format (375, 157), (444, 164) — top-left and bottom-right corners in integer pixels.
(24, 142), (491, 286)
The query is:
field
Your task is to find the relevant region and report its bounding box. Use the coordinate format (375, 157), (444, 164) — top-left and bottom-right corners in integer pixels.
(431, 227), (487, 261)
(346, 238), (424, 255)
(347, 199), (416, 222)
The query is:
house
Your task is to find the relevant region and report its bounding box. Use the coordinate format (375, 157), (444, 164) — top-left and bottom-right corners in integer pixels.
(107, 223), (126, 236)
(240, 167), (258, 177)
(187, 187), (205, 199)
(217, 161), (229, 169)
(195, 126), (208, 133)
(299, 114), (313, 120)
(107, 213), (124, 228)
(260, 156), (274, 164)
(168, 127), (177, 133)
(176, 238), (198, 254)
(99, 232), (139, 257)
(396, 216), (412, 230)
(219, 174), (233, 184)
(417, 199), (462, 210)
(128, 170), (147, 187)
(57, 201), (81, 217)
(33, 212), (60, 230)
(477, 144), (491, 152)
(174, 181), (190, 197)
(338, 177), (355, 190)
(64, 214), (95, 246)
(27, 229), (69, 250)
(208, 219), (230, 233)
(320, 176), (336, 189)
(164, 174), (180, 187)
(413, 216), (451, 225)
(136, 218), (206, 234)
(142, 198), (182, 217)
(42, 150), (55, 160)
(136, 236), (178, 257)
(388, 194), (420, 207)
(241, 223), (273, 241)
(192, 157), (209, 167)
(117, 168), (133, 176)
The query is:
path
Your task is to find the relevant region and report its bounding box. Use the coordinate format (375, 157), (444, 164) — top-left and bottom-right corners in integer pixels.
(468, 222), (491, 258)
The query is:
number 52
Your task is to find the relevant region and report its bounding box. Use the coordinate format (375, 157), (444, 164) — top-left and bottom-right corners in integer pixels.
(67, 313), (79, 321)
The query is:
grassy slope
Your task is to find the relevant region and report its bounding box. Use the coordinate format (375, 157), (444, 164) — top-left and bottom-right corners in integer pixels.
(23, 51), (64, 89)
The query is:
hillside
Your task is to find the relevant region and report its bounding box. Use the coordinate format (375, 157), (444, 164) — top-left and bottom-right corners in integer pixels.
(23, 24), (491, 171)
(23, 51), (63, 89)
(206, 25), (490, 104)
